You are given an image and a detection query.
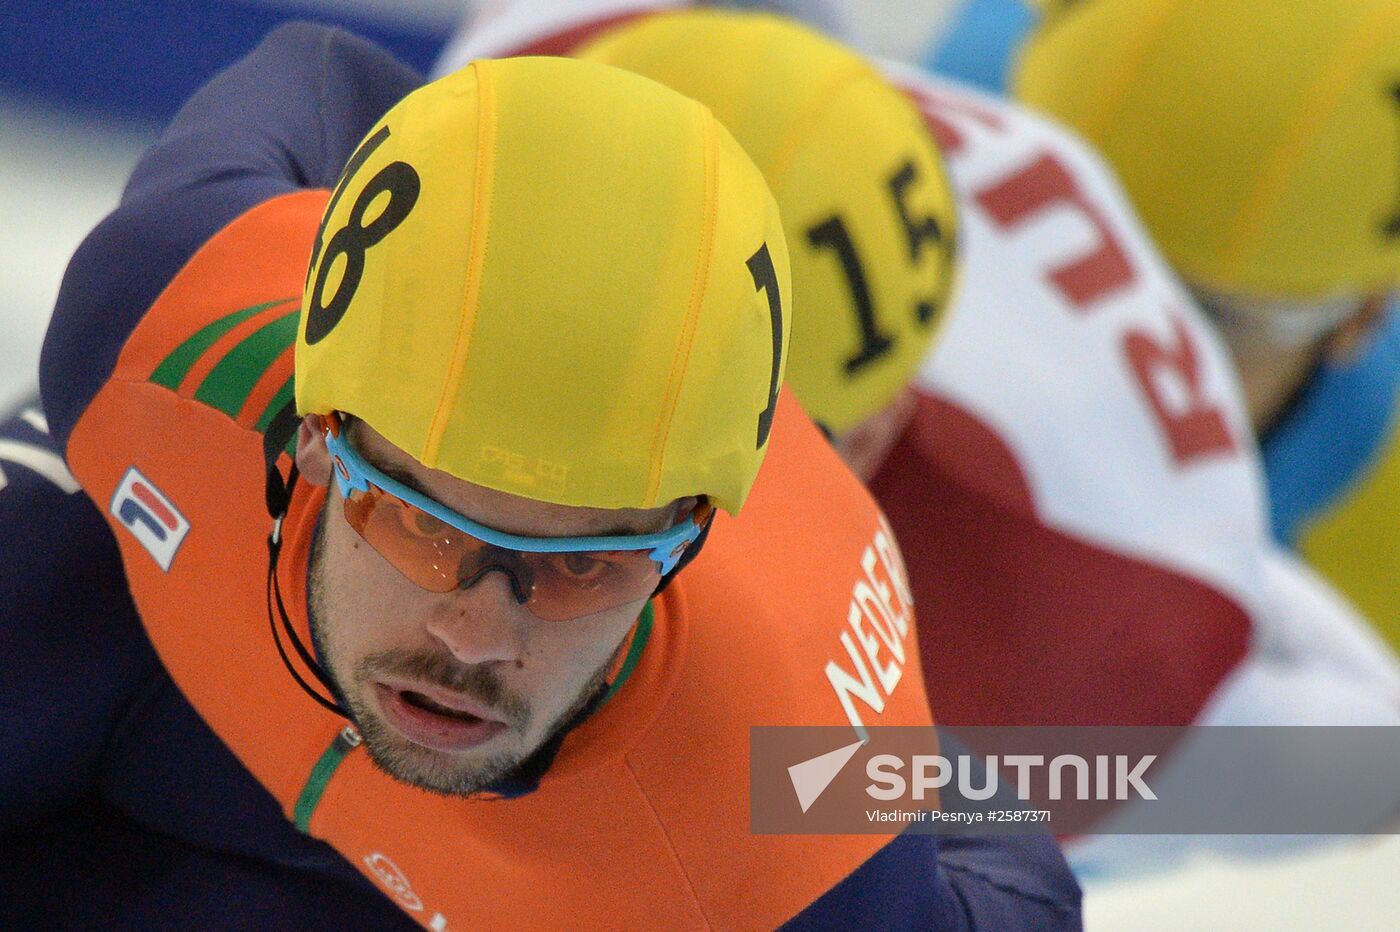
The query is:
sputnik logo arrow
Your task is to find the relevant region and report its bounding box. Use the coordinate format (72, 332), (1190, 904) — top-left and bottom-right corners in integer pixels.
(788, 740), (866, 813)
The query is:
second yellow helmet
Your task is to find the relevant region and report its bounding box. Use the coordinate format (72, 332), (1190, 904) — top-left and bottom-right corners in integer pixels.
(582, 10), (959, 435)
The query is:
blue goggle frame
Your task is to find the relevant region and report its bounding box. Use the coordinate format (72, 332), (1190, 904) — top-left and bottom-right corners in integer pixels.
(324, 422), (709, 575)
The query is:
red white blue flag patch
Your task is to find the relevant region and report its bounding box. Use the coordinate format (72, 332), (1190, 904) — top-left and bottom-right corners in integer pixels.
(109, 466), (190, 571)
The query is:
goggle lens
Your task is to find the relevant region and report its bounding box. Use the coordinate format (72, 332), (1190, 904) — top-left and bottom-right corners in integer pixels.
(339, 469), (701, 621)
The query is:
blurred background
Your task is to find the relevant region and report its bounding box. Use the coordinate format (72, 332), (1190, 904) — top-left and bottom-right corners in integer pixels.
(1, 0), (1396, 927)
(0, 0), (460, 410)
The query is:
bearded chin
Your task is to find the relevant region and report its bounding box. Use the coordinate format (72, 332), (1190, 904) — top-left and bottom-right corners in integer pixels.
(335, 656), (613, 798)
(305, 501), (621, 797)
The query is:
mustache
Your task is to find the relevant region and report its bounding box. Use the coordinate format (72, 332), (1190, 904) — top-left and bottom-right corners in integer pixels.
(356, 649), (531, 725)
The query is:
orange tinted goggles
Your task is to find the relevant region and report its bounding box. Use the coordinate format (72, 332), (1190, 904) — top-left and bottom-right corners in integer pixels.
(325, 417), (712, 621)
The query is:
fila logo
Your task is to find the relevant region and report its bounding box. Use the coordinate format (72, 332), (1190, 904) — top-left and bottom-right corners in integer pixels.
(361, 851), (452, 929)
(109, 467), (190, 571)
(363, 852), (423, 911)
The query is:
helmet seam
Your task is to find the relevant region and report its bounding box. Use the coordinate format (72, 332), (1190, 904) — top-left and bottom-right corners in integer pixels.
(763, 58), (875, 199)
(1222, 5), (1400, 288)
(646, 102), (719, 507)
(424, 61), (497, 465)
(1052, 0), (1177, 151)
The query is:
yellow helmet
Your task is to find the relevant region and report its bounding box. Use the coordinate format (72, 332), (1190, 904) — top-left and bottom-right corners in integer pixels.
(581, 10), (958, 436)
(1014, 0), (1400, 299)
(296, 55), (789, 514)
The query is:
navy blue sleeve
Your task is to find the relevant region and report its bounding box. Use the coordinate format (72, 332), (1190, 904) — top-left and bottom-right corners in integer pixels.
(0, 399), (158, 828)
(40, 22), (422, 451)
(0, 797), (418, 931)
(781, 831), (1081, 930)
(0, 396), (410, 907)
(18, 20), (419, 822)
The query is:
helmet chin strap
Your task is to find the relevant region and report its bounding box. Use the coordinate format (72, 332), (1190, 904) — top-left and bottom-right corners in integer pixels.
(263, 401), (350, 719)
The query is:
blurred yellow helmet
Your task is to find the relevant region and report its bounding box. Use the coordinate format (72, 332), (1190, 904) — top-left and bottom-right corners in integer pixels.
(296, 55), (789, 513)
(1014, 0), (1400, 299)
(581, 10), (958, 436)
